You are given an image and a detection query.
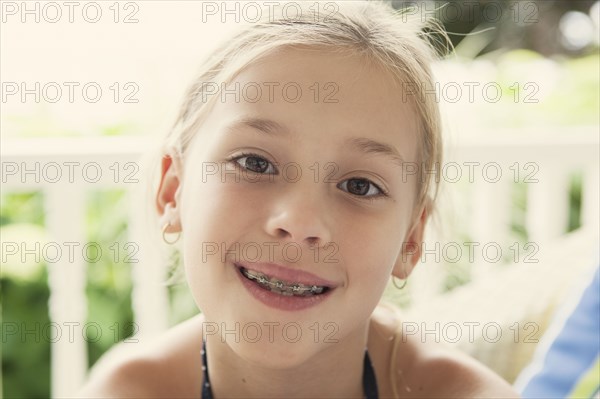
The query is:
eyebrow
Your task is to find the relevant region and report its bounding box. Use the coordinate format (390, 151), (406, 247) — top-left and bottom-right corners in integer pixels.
(231, 117), (291, 137)
(228, 117), (405, 167)
(344, 137), (405, 167)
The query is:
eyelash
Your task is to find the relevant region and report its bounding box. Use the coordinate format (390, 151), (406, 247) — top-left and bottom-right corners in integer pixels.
(340, 180), (390, 201)
(227, 152), (390, 200)
(229, 152), (277, 175)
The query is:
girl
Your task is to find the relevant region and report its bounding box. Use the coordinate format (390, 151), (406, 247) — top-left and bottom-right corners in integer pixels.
(79, 1), (518, 397)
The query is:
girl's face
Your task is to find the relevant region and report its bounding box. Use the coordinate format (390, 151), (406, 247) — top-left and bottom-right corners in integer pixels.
(158, 47), (426, 368)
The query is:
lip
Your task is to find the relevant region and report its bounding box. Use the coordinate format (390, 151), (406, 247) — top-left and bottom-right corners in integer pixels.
(235, 261), (339, 288)
(233, 261), (338, 311)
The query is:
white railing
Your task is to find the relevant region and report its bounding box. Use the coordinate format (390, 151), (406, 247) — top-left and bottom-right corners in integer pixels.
(1, 127), (598, 398)
(1, 136), (168, 398)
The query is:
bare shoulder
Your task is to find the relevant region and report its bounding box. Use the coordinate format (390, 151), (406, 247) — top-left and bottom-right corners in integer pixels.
(76, 314), (205, 399)
(76, 344), (164, 399)
(410, 345), (520, 398)
(370, 302), (520, 398)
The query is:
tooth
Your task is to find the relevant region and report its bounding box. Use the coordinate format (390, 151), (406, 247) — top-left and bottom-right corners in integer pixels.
(241, 268), (326, 296)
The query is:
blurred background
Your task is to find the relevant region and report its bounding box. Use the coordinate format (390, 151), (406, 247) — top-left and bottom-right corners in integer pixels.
(1, 1), (599, 398)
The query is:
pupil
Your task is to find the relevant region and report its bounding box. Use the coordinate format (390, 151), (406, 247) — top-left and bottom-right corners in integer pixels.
(348, 179), (368, 195)
(246, 157), (267, 173)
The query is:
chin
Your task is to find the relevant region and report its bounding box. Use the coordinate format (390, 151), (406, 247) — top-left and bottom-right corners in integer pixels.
(230, 337), (325, 370)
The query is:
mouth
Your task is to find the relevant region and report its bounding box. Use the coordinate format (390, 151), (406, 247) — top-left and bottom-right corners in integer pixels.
(238, 266), (332, 297)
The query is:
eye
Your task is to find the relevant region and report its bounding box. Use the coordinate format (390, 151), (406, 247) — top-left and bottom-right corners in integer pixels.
(338, 178), (388, 199)
(229, 152), (277, 174)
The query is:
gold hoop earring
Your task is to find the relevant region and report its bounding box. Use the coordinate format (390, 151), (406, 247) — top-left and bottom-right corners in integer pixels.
(392, 276), (408, 290)
(162, 223), (181, 245)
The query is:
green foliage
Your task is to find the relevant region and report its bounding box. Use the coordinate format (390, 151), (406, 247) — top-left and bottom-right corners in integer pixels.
(458, 50), (600, 128)
(0, 192), (45, 227)
(1, 192), (50, 397)
(1, 272), (51, 399)
(1, 190), (136, 397)
(84, 190), (134, 367)
(568, 173), (583, 233)
(511, 182), (529, 242)
(164, 248), (202, 326)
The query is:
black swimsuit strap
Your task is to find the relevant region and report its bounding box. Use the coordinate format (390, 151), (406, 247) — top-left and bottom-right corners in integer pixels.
(201, 339), (378, 399)
(201, 340), (211, 399)
(363, 346), (379, 399)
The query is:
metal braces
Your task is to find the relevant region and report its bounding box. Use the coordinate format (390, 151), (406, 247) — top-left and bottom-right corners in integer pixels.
(244, 270), (325, 295)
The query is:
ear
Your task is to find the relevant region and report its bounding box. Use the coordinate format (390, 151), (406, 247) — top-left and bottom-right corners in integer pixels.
(391, 200), (429, 280)
(156, 150), (184, 233)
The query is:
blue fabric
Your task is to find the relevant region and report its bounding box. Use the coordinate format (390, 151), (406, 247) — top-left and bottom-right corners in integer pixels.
(519, 266), (600, 398)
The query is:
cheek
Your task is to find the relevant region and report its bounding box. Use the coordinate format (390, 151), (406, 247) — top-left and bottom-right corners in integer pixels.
(179, 170), (273, 302)
(340, 220), (403, 283)
(180, 174), (258, 236)
(178, 177), (240, 300)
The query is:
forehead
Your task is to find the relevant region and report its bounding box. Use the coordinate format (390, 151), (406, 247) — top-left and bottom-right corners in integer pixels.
(203, 47), (420, 163)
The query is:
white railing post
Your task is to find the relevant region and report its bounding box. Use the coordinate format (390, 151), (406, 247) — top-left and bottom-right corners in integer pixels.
(469, 177), (512, 279)
(44, 185), (88, 398)
(582, 161), (600, 233)
(526, 164), (571, 243)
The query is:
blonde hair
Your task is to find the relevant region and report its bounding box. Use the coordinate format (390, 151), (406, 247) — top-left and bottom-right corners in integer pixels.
(156, 0), (448, 220)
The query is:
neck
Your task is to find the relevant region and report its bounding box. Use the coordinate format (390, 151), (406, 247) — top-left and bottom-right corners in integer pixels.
(205, 320), (370, 398)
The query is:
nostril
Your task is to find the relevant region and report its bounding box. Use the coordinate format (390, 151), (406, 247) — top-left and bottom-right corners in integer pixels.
(306, 237), (319, 247)
(276, 228), (291, 239)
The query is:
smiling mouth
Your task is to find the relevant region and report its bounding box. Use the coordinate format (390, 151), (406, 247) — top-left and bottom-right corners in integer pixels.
(239, 267), (331, 297)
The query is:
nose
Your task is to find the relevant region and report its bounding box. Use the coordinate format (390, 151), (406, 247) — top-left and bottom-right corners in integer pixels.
(264, 183), (333, 249)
